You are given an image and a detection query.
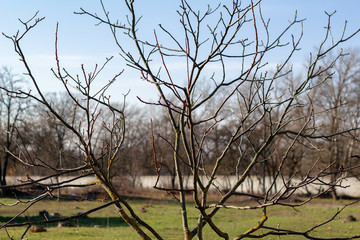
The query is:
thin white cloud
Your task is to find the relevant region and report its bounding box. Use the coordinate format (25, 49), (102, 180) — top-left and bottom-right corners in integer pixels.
(26, 54), (98, 68)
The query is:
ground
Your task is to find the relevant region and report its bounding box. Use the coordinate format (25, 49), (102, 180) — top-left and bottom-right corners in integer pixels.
(0, 195), (359, 239)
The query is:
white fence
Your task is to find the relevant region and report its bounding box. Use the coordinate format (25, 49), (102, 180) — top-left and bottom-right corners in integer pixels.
(6, 175), (360, 197)
(135, 175), (360, 198)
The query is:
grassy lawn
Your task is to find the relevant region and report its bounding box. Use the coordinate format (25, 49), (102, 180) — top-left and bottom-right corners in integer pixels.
(0, 197), (359, 239)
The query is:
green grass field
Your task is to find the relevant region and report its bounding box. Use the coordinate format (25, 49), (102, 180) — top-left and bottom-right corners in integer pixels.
(1, 197), (359, 239)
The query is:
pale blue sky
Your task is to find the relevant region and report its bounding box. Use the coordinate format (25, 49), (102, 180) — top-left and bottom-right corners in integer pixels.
(1, 1), (359, 104)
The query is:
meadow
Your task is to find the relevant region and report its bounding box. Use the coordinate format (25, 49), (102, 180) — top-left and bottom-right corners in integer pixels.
(1, 196), (359, 240)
